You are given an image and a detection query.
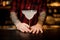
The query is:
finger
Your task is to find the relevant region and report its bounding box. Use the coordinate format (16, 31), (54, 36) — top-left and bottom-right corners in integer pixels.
(17, 26), (25, 32)
(24, 26), (31, 32)
(25, 24), (30, 28)
(30, 27), (34, 32)
(30, 28), (33, 33)
(21, 26), (29, 32)
(32, 29), (36, 34)
(19, 28), (25, 32)
(22, 27), (28, 32)
(36, 29), (39, 34)
(39, 28), (43, 33)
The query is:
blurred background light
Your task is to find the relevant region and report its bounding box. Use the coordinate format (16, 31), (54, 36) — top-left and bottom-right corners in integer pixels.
(2, 1), (10, 6)
(2, 1), (6, 6)
(50, 2), (60, 7)
(6, 1), (10, 5)
(50, 25), (60, 29)
(48, 9), (52, 13)
(54, 9), (57, 13)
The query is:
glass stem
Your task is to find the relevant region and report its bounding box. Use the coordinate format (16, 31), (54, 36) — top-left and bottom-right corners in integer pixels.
(29, 20), (30, 26)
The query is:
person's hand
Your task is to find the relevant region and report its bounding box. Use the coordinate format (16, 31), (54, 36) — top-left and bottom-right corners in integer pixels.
(16, 22), (31, 33)
(30, 23), (43, 34)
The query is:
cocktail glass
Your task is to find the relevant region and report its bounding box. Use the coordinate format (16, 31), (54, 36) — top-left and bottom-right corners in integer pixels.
(22, 10), (37, 26)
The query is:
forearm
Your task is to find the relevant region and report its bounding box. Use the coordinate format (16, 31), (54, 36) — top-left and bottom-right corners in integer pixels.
(10, 12), (21, 25)
(37, 11), (46, 25)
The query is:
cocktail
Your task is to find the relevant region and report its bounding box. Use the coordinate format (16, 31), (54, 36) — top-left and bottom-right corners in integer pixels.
(22, 10), (37, 26)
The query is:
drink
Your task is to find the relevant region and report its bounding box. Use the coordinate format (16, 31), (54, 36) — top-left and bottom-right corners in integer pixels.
(22, 10), (37, 26)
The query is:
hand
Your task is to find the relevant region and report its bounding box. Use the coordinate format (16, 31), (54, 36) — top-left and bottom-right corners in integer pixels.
(30, 23), (43, 34)
(16, 22), (31, 33)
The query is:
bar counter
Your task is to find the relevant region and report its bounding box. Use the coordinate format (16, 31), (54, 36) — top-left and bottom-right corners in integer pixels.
(0, 28), (60, 40)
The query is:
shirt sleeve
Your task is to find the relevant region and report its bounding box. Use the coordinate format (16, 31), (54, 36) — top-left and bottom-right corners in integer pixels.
(41, 0), (46, 11)
(10, 0), (17, 12)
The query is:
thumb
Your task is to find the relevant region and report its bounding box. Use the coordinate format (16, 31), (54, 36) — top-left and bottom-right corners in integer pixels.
(24, 23), (30, 28)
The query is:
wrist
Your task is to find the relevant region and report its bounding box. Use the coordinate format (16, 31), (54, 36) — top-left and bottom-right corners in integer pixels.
(36, 23), (41, 26)
(15, 21), (21, 27)
(36, 23), (43, 28)
(37, 22), (43, 26)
